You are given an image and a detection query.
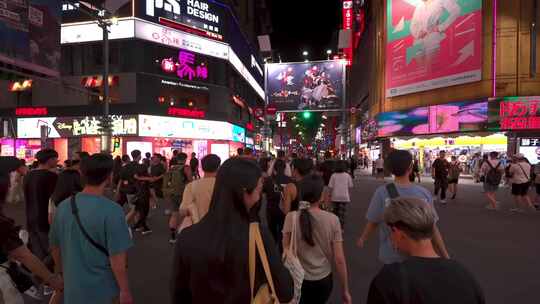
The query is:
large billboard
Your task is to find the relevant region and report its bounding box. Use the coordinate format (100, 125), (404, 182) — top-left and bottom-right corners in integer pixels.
(385, 0), (482, 97)
(266, 60), (346, 111)
(0, 0), (61, 76)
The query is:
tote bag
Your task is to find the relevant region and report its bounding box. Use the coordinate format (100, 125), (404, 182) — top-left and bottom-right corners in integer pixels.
(282, 212), (305, 304)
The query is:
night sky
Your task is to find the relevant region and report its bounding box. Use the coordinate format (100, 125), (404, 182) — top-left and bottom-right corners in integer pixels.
(267, 0), (342, 62)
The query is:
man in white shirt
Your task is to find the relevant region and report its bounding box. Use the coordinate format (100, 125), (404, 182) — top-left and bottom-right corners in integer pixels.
(328, 161), (354, 229)
(375, 155), (385, 180)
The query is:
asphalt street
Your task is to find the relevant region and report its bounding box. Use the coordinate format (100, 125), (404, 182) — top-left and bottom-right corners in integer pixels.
(5, 170), (540, 304)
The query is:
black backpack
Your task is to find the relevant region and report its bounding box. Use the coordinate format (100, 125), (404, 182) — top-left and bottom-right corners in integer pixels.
(485, 161), (503, 186)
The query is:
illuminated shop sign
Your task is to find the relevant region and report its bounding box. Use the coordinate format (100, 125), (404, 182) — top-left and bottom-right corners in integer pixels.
(499, 97), (540, 130)
(161, 79), (209, 90)
(17, 116), (138, 139)
(61, 18), (136, 44)
(520, 138), (540, 147)
(167, 107), (205, 118)
(161, 50), (208, 81)
(135, 19), (229, 59)
(138, 114), (245, 142)
(15, 107), (48, 116)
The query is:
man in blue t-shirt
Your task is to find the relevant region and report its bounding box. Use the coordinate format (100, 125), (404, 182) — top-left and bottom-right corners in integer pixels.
(50, 153), (134, 304)
(356, 149), (450, 264)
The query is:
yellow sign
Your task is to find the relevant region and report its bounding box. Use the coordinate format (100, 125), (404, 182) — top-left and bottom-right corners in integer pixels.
(393, 134), (508, 149)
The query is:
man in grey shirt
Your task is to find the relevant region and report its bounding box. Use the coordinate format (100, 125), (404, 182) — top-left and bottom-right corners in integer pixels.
(356, 150), (450, 264)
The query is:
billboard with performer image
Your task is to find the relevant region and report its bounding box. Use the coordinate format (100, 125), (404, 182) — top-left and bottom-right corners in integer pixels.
(265, 60), (345, 111)
(385, 0), (482, 97)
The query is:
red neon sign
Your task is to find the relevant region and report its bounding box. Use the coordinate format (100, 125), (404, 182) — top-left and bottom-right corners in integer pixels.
(246, 122), (254, 131)
(342, 0), (353, 66)
(500, 98), (540, 130)
(167, 107), (205, 119)
(15, 107), (48, 116)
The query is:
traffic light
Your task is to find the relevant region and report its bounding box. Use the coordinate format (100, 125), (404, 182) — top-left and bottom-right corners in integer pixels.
(302, 111), (312, 119)
(113, 137), (121, 152)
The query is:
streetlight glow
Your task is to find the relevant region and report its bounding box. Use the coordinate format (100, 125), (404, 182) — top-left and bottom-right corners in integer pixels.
(302, 51), (308, 56)
(326, 49), (332, 55)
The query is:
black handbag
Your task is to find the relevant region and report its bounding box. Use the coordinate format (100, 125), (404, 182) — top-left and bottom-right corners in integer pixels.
(0, 262), (34, 293)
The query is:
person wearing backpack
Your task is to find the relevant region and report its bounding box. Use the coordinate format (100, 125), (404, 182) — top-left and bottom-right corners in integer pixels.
(356, 150), (450, 264)
(163, 152), (193, 244)
(507, 154), (535, 212)
(263, 159), (292, 251)
(448, 156), (462, 200)
(480, 152), (505, 210)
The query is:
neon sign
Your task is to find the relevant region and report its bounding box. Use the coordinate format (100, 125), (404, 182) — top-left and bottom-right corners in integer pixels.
(167, 107), (205, 118)
(500, 97), (540, 130)
(15, 107), (47, 116)
(161, 50), (208, 81)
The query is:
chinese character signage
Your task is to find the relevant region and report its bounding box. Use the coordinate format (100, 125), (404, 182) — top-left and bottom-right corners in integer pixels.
(161, 50), (209, 81)
(496, 96), (540, 130)
(17, 116), (138, 139)
(265, 60), (346, 111)
(385, 0), (482, 97)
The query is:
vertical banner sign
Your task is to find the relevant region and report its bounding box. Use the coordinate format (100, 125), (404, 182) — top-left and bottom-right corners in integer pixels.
(342, 1), (353, 65)
(385, 0), (482, 97)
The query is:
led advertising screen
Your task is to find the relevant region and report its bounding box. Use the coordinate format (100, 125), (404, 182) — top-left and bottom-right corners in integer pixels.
(377, 107), (429, 137)
(428, 100), (487, 133)
(377, 100), (488, 137)
(385, 0), (482, 97)
(0, 0), (61, 77)
(266, 60), (345, 111)
(138, 115), (245, 142)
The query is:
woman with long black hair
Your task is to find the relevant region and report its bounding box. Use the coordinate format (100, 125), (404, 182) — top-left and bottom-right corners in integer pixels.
(171, 157), (293, 303)
(283, 174), (352, 304)
(48, 167), (83, 223)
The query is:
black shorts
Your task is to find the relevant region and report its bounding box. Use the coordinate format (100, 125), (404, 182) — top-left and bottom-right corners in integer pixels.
(511, 182), (530, 196)
(376, 168), (384, 173)
(536, 184), (540, 195)
(448, 178), (459, 184)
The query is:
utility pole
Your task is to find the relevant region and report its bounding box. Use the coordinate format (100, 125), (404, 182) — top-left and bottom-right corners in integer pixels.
(64, 0), (115, 152)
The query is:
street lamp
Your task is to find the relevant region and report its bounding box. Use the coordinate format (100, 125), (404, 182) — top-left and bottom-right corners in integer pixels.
(326, 49), (332, 60)
(302, 51), (309, 56)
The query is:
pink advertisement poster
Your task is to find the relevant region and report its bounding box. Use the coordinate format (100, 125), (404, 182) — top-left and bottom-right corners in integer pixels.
(386, 0), (482, 97)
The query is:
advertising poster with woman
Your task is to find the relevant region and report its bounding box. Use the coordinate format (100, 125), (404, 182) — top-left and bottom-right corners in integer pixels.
(386, 0), (482, 97)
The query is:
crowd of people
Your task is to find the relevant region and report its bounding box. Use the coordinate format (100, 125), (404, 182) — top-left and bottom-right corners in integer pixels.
(0, 146), (490, 304)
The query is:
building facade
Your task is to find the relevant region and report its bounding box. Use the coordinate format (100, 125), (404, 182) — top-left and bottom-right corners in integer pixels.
(349, 0), (540, 163)
(0, 0), (268, 162)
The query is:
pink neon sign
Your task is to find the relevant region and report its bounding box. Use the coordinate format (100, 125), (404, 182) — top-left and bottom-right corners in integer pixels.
(161, 50), (209, 81)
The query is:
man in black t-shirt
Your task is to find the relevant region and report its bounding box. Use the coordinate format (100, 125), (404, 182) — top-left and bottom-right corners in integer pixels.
(189, 152), (200, 179)
(431, 151), (450, 204)
(23, 149), (59, 261)
(367, 197), (485, 304)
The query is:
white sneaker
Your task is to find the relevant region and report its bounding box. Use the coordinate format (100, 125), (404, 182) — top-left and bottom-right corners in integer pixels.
(509, 208), (524, 213)
(24, 286), (42, 300)
(440, 200), (447, 205)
